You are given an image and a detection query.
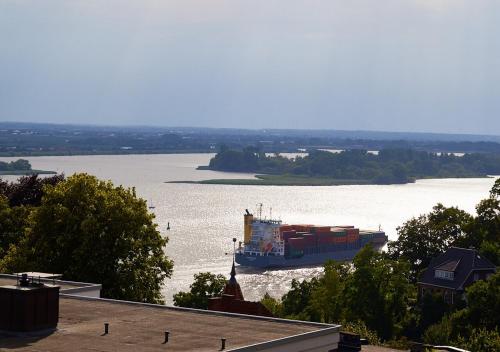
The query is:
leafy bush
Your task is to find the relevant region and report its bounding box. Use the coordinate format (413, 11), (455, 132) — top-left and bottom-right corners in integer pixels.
(455, 328), (500, 352)
(173, 272), (227, 309)
(423, 316), (452, 346)
(260, 293), (284, 317)
(341, 320), (381, 346)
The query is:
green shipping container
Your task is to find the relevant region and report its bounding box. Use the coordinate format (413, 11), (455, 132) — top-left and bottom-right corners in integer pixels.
(332, 231), (347, 237)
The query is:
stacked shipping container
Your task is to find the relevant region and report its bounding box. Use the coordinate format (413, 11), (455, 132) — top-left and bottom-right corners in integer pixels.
(280, 224), (368, 258)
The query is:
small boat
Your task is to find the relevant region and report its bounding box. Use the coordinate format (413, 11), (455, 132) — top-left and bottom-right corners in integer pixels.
(148, 199), (156, 210)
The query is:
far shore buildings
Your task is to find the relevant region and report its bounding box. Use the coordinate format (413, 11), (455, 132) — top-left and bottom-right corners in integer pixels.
(0, 273), (340, 351)
(417, 247), (497, 304)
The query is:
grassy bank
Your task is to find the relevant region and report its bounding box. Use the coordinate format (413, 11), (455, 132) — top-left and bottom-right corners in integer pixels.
(168, 174), (375, 186)
(0, 169), (57, 176)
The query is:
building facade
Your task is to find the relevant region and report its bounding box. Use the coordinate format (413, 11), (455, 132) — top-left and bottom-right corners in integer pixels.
(417, 247), (496, 304)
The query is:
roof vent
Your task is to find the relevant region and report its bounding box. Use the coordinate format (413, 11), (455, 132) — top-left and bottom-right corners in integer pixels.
(19, 273), (30, 287)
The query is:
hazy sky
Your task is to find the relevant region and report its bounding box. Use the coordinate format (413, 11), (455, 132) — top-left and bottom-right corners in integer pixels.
(1, 1), (499, 134)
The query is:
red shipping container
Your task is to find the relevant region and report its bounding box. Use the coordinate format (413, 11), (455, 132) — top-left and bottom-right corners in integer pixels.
(288, 238), (307, 248)
(302, 234), (317, 244)
(331, 227), (348, 233)
(292, 224), (314, 232)
(282, 231), (298, 242)
(346, 228), (360, 236)
(317, 232), (334, 238)
(313, 226), (332, 233)
(318, 236), (335, 244)
(280, 225), (294, 233)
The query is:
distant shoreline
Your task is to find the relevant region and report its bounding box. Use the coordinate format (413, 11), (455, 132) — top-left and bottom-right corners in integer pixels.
(0, 169), (57, 176)
(168, 174), (396, 186)
(168, 174), (493, 186)
(0, 150), (214, 158)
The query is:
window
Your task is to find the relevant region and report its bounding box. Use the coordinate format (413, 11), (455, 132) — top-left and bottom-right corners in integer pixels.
(473, 273), (479, 281)
(435, 269), (454, 280)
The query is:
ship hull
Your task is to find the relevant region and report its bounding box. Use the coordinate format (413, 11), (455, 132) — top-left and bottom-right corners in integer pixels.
(236, 248), (363, 268)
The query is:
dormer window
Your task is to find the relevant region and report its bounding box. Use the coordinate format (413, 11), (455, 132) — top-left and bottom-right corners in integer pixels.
(435, 269), (454, 280)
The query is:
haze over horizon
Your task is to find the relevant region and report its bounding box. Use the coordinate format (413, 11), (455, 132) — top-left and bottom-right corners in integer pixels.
(1, 1), (499, 134)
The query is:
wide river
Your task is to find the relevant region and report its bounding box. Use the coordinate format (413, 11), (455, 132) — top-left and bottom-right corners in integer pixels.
(0, 154), (496, 304)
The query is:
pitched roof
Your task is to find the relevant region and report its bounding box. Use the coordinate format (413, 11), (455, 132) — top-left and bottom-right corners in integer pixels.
(436, 259), (461, 272)
(418, 247), (496, 291)
(223, 260), (244, 300)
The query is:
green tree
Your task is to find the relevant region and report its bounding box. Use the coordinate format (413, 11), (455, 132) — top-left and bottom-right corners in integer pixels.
(207, 148), (500, 184)
(424, 272), (500, 346)
(264, 247), (413, 340)
(281, 277), (321, 321)
(173, 272), (227, 309)
(388, 204), (473, 282)
(344, 245), (413, 340)
(260, 293), (284, 317)
(459, 271), (500, 331)
(0, 173), (172, 304)
(10, 159), (31, 171)
(0, 174), (65, 207)
(417, 292), (451, 335)
(0, 196), (30, 257)
(309, 261), (347, 323)
(341, 320), (381, 346)
(423, 315), (453, 345)
(490, 178), (500, 198)
(455, 328), (500, 352)
(461, 178), (500, 264)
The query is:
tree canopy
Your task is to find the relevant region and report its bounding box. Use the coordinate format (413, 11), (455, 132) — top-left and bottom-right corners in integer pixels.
(206, 148), (500, 184)
(173, 272), (227, 309)
(0, 174), (65, 207)
(261, 178), (500, 349)
(0, 173), (173, 304)
(0, 159), (32, 171)
(261, 246), (413, 341)
(387, 204), (473, 282)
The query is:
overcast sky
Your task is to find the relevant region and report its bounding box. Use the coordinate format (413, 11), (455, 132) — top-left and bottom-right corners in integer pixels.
(0, 1), (499, 134)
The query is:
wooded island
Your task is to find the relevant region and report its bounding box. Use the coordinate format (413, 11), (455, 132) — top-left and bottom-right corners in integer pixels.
(193, 147), (500, 185)
(0, 159), (55, 176)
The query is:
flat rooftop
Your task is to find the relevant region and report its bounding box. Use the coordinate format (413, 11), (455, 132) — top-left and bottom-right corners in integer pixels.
(0, 276), (73, 291)
(0, 274), (101, 294)
(0, 295), (337, 351)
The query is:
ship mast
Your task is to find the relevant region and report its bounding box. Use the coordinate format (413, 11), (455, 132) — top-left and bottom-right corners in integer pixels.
(257, 203), (263, 220)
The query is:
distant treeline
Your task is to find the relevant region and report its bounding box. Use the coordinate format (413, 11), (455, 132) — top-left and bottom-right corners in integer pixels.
(0, 159), (31, 171)
(207, 147), (500, 184)
(2, 122), (500, 156)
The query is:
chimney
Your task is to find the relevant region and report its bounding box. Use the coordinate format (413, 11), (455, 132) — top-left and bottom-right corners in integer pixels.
(0, 274), (60, 332)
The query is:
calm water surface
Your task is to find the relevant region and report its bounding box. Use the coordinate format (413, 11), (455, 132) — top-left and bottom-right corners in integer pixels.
(0, 154), (496, 303)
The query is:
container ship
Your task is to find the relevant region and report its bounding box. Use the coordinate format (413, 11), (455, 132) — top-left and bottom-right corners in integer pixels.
(235, 209), (388, 268)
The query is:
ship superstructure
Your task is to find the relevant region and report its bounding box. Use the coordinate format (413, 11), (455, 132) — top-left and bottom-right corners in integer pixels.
(236, 209), (387, 268)
(243, 209), (284, 257)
